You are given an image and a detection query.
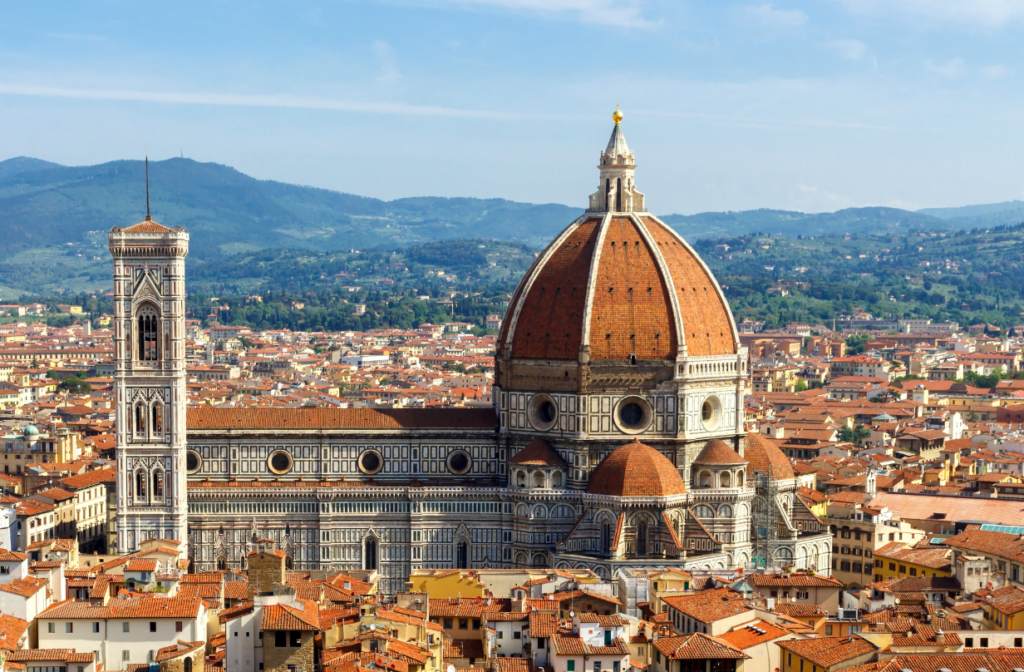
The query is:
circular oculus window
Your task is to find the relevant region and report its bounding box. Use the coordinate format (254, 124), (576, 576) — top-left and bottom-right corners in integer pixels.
(614, 396), (653, 434)
(701, 395), (723, 431)
(267, 450), (294, 475)
(358, 450), (384, 475)
(185, 450), (202, 474)
(446, 450), (472, 475)
(527, 394), (559, 431)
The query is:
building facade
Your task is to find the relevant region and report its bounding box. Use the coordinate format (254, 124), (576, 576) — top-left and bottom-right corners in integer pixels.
(113, 113), (832, 594)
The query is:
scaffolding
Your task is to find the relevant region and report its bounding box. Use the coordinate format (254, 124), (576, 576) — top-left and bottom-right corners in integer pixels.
(752, 471), (780, 568)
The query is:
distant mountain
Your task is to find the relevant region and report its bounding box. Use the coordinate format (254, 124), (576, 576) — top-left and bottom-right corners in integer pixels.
(0, 157), (582, 260)
(4, 154), (1024, 297)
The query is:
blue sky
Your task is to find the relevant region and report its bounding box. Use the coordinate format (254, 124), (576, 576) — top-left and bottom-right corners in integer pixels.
(3, 0), (1024, 214)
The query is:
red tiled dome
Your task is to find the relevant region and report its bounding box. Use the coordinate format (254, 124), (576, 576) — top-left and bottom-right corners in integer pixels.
(587, 439), (686, 497)
(744, 433), (795, 480)
(497, 214), (737, 362)
(510, 439), (567, 466)
(693, 439), (748, 466)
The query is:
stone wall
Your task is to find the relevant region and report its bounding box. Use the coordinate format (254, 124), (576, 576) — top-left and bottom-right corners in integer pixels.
(248, 549), (286, 598)
(264, 631), (315, 672)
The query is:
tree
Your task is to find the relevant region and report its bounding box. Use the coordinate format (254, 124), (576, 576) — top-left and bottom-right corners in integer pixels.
(794, 380), (808, 393)
(846, 335), (870, 355)
(837, 423), (870, 445)
(57, 378), (91, 395)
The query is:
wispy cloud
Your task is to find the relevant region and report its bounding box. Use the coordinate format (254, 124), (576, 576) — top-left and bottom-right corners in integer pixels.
(743, 3), (808, 28)
(981, 64), (1012, 79)
(373, 41), (400, 88)
(43, 32), (106, 42)
(838, 0), (1024, 27)
(0, 82), (533, 119)
(824, 39), (866, 61)
(925, 57), (966, 77)
(427, 0), (657, 28)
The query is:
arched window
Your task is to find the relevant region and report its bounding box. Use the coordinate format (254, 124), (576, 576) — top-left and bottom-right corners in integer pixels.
(615, 178), (622, 212)
(552, 471), (563, 487)
(153, 470), (164, 499)
(693, 505), (714, 519)
(737, 471), (745, 487)
(605, 178), (611, 210)
(720, 472), (732, 488)
(456, 540), (468, 568)
(152, 403), (163, 435)
(136, 305), (160, 362)
(636, 520), (648, 556)
(516, 471), (526, 488)
(135, 471), (147, 501)
(185, 656), (193, 672)
(216, 556), (226, 571)
(601, 522), (612, 551)
(699, 471), (712, 488)
(533, 471), (545, 488)
(718, 504), (733, 518)
(135, 403), (147, 438)
(364, 537), (378, 570)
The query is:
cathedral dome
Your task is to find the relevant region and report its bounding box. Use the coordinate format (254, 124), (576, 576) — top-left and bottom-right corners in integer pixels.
(692, 439), (747, 466)
(587, 439), (686, 497)
(744, 432), (795, 480)
(496, 113), (737, 368)
(511, 439), (567, 466)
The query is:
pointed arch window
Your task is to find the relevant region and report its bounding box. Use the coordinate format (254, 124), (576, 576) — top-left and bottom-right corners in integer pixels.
(135, 470), (147, 502)
(637, 520), (649, 556)
(605, 178), (611, 211)
(134, 403), (147, 439)
(136, 305), (160, 362)
(364, 537), (378, 571)
(601, 522), (612, 551)
(456, 540), (469, 568)
(152, 403), (164, 435)
(153, 470), (164, 500)
(616, 178), (622, 212)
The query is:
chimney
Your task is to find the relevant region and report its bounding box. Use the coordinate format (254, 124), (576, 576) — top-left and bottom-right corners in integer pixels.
(935, 629), (944, 644)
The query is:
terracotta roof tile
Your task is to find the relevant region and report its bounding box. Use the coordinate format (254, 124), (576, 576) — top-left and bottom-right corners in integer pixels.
(777, 636), (877, 668)
(653, 633), (749, 660)
(186, 407), (496, 430)
(588, 439), (686, 497)
(692, 439), (747, 466)
(511, 439), (567, 466)
(744, 433), (795, 480)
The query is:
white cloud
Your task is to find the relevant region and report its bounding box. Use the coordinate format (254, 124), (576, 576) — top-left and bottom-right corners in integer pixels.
(743, 3), (808, 28)
(373, 41), (400, 88)
(0, 82), (530, 119)
(981, 64), (1012, 79)
(431, 0), (656, 28)
(838, 0), (1024, 27)
(824, 39), (866, 61)
(791, 183), (855, 212)
(924, 57), (966, 78)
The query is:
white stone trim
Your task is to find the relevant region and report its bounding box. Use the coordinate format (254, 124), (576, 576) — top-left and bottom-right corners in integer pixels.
(630, 213), (687, 358)
(504, 214), (590, 351)
(579, 212), (613, 358)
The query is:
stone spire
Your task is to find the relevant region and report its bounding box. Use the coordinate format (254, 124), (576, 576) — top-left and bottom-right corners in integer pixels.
(588, 105), (646, 213)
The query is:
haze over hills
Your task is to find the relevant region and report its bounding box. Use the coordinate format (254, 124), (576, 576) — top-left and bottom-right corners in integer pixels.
(2, 155), (1024, 296)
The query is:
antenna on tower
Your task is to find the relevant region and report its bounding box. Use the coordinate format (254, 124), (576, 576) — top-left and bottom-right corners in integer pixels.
(145, 155), (151, 220)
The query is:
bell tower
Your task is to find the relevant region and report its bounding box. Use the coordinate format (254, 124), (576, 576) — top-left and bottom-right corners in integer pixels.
(109, 175), (189, 556)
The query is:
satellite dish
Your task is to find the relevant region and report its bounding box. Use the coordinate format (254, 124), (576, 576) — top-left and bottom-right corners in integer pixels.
(569, 610), (575, 618)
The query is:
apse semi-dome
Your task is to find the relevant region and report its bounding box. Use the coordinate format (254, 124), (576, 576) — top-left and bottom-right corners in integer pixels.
(744, 432), (795, 480)
(587, 439), (687, 497)
(495, 109), (739, 393)
(692, 439), (748, 466)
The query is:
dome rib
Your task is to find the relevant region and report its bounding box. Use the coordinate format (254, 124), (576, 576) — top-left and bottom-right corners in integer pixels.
(587, 439), (686, 497)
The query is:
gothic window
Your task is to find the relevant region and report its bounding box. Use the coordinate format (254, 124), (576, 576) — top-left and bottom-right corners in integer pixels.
(136, 305), (160, 362)
(216, 556), (226, 571)
(605, 178), (611, 210)
(364, 537), (378, 571)
(152, 403), (164, 435)
(601, 522), (612, 551)
(456, 540), (468, 568)
(134, 403), (147, 439)
(135, 470), (147, 502)
(153, 470), (164, 500)
(615, 178), (622, 212)
(636, 521), (649, 556)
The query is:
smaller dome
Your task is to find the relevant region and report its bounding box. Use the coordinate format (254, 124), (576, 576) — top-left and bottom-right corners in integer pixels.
(693, 439), (747, 466)
(511, 440), (567, 466)
(744, 433), (795, 480)
(588, 439), (686, 498)
(22, 425), (39, 436)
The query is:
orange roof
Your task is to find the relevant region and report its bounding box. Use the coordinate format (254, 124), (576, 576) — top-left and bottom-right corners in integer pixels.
(186, 407), (496, 430)
(119, 216), (174, 233)
(262, 599), (320, 631)
(510, 439), (567, 466)
(498, 213), (736, 362)
(39, 597), (203, 619)
(744, 433), (795, 480)
(693, 439), (748, 466)
(588, 439), (686, 497)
